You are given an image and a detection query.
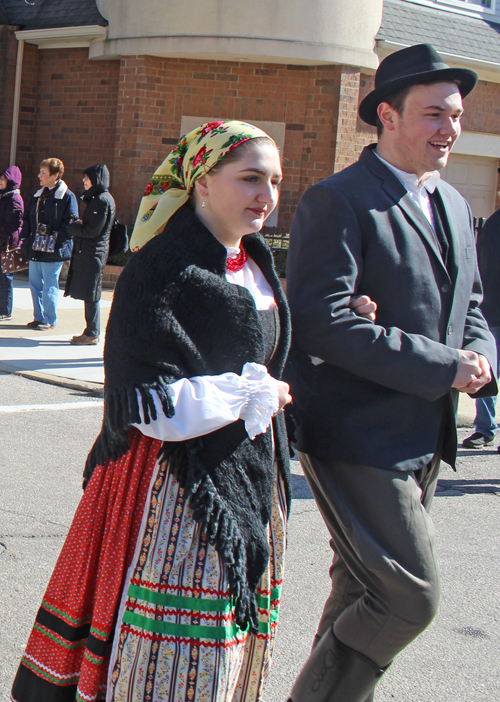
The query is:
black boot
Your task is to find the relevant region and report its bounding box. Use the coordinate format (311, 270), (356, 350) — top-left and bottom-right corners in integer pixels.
(289, 628), (385, 702)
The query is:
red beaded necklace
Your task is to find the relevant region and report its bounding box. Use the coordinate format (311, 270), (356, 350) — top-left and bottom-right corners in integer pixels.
(226, 246), (248, 272)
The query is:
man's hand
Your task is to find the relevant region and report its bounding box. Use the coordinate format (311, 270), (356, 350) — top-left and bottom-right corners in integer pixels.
(452, 350), (492, 394)
(350, 295), (377, 322)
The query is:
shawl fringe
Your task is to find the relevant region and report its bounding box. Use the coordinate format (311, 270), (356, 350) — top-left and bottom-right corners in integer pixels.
(84, 380), (175, 485)
(158, 440), (260, 631)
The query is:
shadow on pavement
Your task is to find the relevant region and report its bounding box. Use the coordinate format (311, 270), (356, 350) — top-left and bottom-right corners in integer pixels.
(457, 449), (499, 457)
(291, 474), (314, 499)
(436, 478), (500, 496)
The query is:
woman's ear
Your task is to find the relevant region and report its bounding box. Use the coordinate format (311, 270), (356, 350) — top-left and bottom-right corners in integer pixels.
(195, 175), (209, 198)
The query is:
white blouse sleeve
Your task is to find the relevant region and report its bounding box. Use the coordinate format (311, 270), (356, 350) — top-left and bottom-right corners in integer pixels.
(132, 362), (279, 442)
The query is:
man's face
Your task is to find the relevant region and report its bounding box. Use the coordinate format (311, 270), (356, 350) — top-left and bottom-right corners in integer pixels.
(384, 82), (463, 178)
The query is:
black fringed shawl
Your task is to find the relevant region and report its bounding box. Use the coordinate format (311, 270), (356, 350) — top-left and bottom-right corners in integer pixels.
(85, 205), (292, 632)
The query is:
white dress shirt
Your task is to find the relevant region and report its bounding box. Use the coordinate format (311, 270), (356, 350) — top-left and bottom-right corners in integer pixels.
(374, 150), (440, 229)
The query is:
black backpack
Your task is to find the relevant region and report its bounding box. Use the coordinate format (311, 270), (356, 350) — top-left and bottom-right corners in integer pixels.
(108, 220), (129, 258)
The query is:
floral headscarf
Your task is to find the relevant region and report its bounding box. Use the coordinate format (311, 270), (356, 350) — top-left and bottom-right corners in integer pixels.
(130, 120), (274, 251)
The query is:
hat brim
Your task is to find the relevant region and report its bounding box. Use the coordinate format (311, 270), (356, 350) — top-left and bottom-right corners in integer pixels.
(359, 67), (478, 127)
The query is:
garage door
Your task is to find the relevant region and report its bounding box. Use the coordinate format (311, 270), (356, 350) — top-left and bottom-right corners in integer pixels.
(440, 153), (498, 219)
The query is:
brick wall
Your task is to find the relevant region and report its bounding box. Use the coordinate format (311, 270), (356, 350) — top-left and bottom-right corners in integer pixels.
(13, 45), (120, 200)
(0, 26), (18, 168)
(15, 42), (39, 196)
(111, 57), (346, 228)
(357, 73), (377, 146)
(462, 79), (500, 210)
(112, 55), (168, 226)
(462, 79), (500, 135)
(2, 31), (499, 228)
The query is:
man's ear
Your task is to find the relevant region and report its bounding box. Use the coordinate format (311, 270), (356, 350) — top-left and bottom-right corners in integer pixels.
(377, 102), (397, 132)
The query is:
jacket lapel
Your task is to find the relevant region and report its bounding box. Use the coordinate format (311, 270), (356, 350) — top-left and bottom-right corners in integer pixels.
(361, 147), (449, 277)
(434, 183), (460, 282)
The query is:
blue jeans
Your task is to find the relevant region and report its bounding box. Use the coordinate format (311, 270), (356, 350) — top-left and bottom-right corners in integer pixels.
(474, 326), (500, 437)
(29, 260), (63, 326)
(0, 271), (13, 316)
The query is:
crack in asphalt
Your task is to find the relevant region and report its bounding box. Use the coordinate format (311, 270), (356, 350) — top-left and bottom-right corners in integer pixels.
(0, 507), (71, 529)
(0, 533), (67, 540)
(290, 506), (320, 515)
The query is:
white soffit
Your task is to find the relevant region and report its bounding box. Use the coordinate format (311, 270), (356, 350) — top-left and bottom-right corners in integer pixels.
(453, 132), (500, 158)
(15, 26), (107, 50)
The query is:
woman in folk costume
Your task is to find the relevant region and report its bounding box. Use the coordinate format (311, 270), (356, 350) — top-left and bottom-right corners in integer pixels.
(12, 120), (293, 702)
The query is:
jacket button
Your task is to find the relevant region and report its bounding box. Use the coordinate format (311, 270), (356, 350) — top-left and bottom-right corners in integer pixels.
(447, 325), (453, 335)
(441, 283), (451, 293)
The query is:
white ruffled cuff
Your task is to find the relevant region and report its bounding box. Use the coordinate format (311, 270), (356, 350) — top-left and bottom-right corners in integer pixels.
(239, 362), (280, 440)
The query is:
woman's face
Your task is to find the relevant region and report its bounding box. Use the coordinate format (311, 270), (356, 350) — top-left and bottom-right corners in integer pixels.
(195, 141), (282, 248)
(83, 174), (92, 190)
(0, 176), (7, 190)
(38, 167), (59, 189)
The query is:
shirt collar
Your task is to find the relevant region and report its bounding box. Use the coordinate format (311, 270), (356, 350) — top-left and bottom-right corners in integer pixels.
(374, 151), (440, 195)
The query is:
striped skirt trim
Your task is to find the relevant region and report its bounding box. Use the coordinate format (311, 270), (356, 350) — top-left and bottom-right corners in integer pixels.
(107, 454), (287, 702)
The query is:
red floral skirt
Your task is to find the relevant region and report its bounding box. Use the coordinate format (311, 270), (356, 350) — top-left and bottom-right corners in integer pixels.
(11, 428), (161, 702)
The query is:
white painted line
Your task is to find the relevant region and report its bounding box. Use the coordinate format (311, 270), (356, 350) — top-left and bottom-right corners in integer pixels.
(0, 400), (104, 413)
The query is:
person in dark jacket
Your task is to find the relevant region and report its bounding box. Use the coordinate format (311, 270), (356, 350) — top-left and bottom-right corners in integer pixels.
(65, 164), (116, 345)
(0, 165), (24, 320)
(462, 199), (500, 449)
(20, 158), (78, 330)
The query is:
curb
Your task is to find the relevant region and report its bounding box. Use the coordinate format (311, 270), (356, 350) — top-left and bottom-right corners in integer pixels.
(457, 414), (474, 429)
(0, 362), (104, 396)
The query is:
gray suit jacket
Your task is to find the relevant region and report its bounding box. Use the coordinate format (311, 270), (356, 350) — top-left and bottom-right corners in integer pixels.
(286, 145), (497, 471)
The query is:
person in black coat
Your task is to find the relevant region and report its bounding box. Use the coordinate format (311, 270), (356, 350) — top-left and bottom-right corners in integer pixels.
(462, 201), (500, 449)
(65, 164), (116, 345)
(20, 158), (78, 330)
(0, 165), (24, 320)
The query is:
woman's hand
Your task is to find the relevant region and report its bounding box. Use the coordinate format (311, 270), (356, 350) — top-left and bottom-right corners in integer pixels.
(349, 294), (377, 321)
(275, 380), (292, 414)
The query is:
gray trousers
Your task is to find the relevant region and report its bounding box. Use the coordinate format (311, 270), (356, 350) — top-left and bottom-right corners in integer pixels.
(298, 451), (442, 668)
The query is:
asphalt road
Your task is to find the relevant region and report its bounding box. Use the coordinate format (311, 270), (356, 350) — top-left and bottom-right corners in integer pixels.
(1, 371), (499, 701)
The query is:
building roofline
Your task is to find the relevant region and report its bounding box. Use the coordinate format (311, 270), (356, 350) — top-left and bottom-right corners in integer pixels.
(15, 24), (107, 49)
(377, 39), (500, 82)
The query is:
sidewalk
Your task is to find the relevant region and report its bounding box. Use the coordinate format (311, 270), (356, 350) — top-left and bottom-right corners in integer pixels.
(0, 278), (494, 425)
(0, 277), (112, 394)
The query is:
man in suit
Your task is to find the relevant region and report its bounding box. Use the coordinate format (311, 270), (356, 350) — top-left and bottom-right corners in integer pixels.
(286, 44), (498, 702)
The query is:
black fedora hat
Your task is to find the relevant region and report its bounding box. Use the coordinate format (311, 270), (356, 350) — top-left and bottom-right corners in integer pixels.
(359, 43), (478, 126)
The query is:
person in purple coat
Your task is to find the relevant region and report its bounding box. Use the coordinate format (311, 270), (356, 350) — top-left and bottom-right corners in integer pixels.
(0, 166), (24, 320)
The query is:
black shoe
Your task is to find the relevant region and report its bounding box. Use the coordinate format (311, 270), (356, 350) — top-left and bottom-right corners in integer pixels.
(0, 314), (12, 320)
(462, 432), (494, 449)
(289, 629), (386, 702)
(27, 319), (42, 328)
